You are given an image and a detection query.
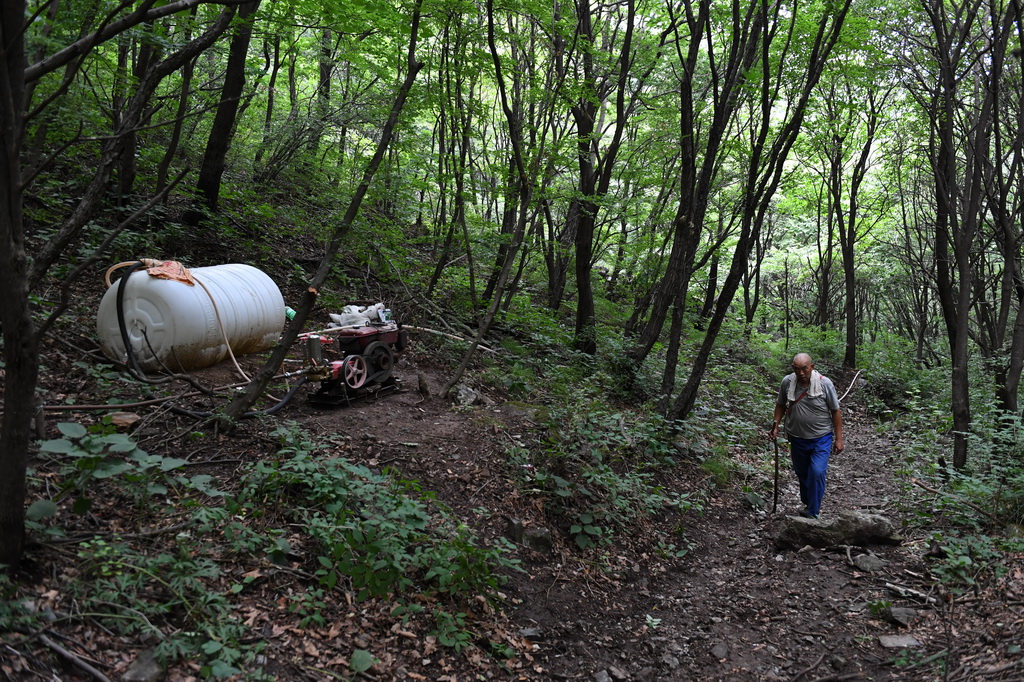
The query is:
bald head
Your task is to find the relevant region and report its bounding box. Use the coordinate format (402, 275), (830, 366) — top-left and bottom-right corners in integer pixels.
(792, 353), (814, 384)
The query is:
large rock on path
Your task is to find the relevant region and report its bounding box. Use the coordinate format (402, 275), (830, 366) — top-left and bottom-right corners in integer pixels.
(774, 510), (902, 549)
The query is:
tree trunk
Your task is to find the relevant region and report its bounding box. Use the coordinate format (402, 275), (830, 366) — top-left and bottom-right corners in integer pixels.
(253, 33), (281, 167)
(311, 28), (333, 155)
(0, 0), (32, 569)
(913, 0), (1014, 468)
(192, 0), (260, 215)
(157, 9), (197, 196)
(573, 197), (598, 354)
(440, 0), (534, 395)
(700, 250), (719, 321)
(2, 0), (236, 571)
(628, 0), (755, 366)
(543, 198), (574, 311)
(29, 7), (235, 288)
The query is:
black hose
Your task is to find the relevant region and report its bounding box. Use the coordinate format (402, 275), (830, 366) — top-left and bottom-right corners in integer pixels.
(248, 376), (309, 416)
(116, 261), (148, 377)
(167, 376), (310, 419)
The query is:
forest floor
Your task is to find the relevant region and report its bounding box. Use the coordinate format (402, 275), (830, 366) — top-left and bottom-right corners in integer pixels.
(268, 355), (1022, 682)
(6, 310), (1024, 682)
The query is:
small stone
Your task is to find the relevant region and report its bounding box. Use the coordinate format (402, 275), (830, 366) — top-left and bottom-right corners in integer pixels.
(885, 607), (918, 627)
(506, 518), (525, 543)
(593, 671), (611, 682)
(661, 653), (680, 668)
(518, 627), (544, 640)
(879, 634), (922, 648)
(711, 641), (729, 660)
(109, 411), (141, 430)
(524, 527), (554, 554)
(123, 649), (164, 682)
(854, 554), (887, 573)
(455, 385), (481, 405)
(608, 666), (628, 680)
(635, 667), (657, 681)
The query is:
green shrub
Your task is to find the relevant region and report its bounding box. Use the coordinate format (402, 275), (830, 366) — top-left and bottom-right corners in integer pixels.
(512, 403), (698, 550)
(926, 533), (1008, 595)
(235, 424), (521, 605)
(37, 421), (222, 516)
(69, 537), (265, 679)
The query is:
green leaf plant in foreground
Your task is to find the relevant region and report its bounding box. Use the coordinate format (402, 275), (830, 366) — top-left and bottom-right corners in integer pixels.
(37, 421), (222, 516)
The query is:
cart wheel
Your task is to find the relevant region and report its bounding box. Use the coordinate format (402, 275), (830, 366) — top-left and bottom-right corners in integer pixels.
(342, 354), (369, 389)
(363, 341), (394, 382)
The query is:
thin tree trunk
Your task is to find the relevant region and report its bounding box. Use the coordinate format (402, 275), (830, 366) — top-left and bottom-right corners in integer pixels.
(156, 9), (197, 196)
(441, 0), (535, 396)
(191, 0), (260, 216)
(225, 0), (425, 418)
(254, 33), (281, 167)
(669, 0), (852, 420)
(0, 0), (32, 568)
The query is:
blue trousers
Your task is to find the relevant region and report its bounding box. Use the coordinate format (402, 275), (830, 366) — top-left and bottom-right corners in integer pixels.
(789, 434), (832, 517)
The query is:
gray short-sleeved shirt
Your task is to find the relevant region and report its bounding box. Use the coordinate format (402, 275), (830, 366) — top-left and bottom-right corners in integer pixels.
(776, 373), (840, 440)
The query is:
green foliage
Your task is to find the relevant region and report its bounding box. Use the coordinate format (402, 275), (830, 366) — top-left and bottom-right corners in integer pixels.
(69, 360), (130, 393)
(765, 326), (845, 370)
(678, 335), (779, 457)
(432, 609), (473, 652)
(890, 374), (1024, 528)
(289, 586), (329, 628)
(866, 598), (892, 617)
(926, 533), (1007, 595)
(890, 647), (945, 670)
(858, 334), (947, 417)
(479, 300), (590, 401)
(0, 572), (40, 634)
(483, 355), (541, 399)
(69, 537), (265, 679)
(511, 401), (698, 551)
(234, 424), (521, 608)
(699, 450), (736, 488)
(654, 536), (693, 559)
(37, 421), (222, 516)
(349, 648), (376, 672)
(22, 418), (523, 671)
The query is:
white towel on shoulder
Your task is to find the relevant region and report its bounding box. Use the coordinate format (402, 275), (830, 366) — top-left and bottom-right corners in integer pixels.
(788, 369), (823, 401)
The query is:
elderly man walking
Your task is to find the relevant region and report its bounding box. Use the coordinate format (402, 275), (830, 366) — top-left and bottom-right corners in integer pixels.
(769, 353), (844, 518)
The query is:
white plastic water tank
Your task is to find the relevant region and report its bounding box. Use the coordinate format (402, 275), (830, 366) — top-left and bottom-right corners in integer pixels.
(96, 263), (285, 372)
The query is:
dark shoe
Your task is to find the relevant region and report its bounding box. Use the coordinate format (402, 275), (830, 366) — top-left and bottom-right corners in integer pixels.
(799, 509), (818, 519)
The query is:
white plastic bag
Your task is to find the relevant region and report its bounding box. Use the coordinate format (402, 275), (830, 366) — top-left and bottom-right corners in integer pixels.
(329, 312), (370, 327)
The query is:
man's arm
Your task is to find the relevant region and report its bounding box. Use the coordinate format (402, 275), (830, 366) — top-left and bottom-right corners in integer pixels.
(832, 409), (844, 451)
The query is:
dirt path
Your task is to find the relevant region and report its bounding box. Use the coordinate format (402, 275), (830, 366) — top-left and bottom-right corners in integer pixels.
(505, 403), (937, 681)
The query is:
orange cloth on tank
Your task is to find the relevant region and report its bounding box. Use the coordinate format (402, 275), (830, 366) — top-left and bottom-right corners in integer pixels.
(145, 260), (195, 286)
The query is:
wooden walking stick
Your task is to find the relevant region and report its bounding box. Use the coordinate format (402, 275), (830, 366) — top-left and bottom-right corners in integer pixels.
(773, 438), (781, 513)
